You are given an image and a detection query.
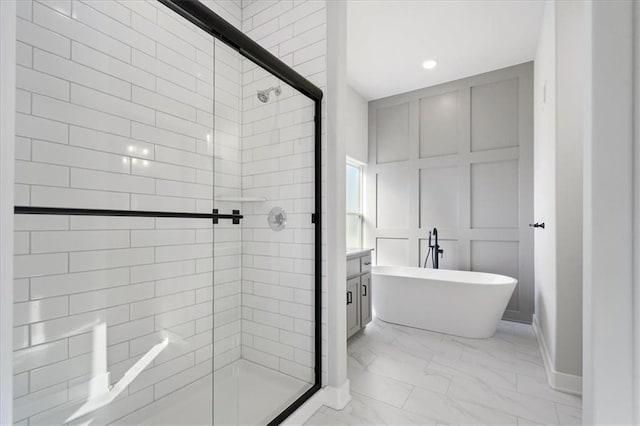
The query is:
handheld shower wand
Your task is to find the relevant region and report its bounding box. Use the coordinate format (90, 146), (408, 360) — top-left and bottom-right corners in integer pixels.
(423, 227), (444, 269)
(423, 231), (432, 268)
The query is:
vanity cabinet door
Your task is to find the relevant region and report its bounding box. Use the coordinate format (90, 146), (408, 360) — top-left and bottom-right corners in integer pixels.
(360, 273), (372, 326)
(347, 277), (361, 338)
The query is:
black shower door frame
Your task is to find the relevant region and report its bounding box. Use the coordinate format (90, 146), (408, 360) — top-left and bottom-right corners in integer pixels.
(14, 0), (324, 424)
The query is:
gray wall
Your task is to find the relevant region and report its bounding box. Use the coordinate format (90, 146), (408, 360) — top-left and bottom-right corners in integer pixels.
(533, 0), (584, 392)
(365, 62), (534, 323)
(555, 0), (584, 379)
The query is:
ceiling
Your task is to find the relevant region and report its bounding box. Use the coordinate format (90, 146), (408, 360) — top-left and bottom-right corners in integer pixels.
(347, 0), (545, 100)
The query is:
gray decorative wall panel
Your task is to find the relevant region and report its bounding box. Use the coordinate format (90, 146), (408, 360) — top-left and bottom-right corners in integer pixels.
(419, 91), (459, 158)
(367, 62), (533, 323)
(470, 159), (519, 229)
(377, 238), (410, 267)
(419, 166), (459, 229)
(375, 102), (410, 164)
(470, 77), (519, 152)
(376, 167), (410, 229)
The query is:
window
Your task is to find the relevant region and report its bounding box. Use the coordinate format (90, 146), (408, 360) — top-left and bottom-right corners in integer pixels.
(346, 161), (363, 249)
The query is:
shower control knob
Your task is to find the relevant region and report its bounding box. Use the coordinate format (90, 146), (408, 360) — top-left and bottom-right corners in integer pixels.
(268, 207), (287, 231)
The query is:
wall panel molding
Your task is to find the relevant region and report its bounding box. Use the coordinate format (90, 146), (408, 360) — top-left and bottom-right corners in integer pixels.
(366, 62), (533, 323)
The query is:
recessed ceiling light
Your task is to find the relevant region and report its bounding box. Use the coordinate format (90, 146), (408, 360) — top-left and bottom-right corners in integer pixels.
(422, 59), (438, 70)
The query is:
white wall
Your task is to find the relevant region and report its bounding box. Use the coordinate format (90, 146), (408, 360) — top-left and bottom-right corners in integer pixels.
(583, 0), (635, 423)
(533, 0), (557, 373)
(325, 0), (350, 406)
(533, 0), (584, 394)
(345, 85), (367, 164)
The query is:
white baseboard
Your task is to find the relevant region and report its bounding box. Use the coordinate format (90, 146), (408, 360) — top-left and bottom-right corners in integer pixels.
(281, 381), (351, 425)
(322, 379), (352, 410)
(532, 315), (583, 396)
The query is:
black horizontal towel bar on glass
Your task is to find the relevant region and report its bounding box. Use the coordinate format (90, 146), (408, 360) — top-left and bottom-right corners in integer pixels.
(14, 206), (243, 224)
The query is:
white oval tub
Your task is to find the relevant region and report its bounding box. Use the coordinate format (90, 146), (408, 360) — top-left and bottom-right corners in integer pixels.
(372, 266), (517, 338)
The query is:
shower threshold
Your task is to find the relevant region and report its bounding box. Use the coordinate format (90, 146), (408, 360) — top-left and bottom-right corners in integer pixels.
(120, 360), (310, 425)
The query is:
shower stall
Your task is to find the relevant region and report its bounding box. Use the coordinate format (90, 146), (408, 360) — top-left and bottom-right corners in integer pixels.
(12, 1), (322, 424)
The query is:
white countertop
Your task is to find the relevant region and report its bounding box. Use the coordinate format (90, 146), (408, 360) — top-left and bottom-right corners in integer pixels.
(346, 248), (374, 257)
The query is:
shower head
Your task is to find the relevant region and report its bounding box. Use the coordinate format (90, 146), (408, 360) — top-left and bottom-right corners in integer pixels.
(257, 86), (282, 103)
(257, 91), (269, 103)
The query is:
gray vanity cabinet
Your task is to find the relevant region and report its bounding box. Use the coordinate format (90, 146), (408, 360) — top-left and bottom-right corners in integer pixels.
(360, 273), (372, 326)
(346, 277), (361, 338)
(346, 249), (373, 339)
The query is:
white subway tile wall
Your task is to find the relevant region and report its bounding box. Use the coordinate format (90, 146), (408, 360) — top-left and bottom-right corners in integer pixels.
(14, 0), (327, 423)
(240, 0), (327, 385)
(13, 0), (242, 424)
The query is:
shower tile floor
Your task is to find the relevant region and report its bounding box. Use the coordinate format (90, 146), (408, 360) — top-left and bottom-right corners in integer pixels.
(306, 318), (581, 426)
(122, 360), (309, 425)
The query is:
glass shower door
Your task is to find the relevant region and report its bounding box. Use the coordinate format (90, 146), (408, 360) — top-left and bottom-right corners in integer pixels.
(13, 1), (320, 424)
(13, 1), (216, 424)
(212, 43), (318, 425)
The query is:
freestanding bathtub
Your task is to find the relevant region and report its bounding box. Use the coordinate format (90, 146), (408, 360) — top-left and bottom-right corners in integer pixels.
(372, 266), (517, 338)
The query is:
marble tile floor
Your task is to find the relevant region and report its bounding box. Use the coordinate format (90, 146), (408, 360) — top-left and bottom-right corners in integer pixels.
(306, 318), (581, 425)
